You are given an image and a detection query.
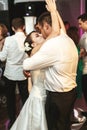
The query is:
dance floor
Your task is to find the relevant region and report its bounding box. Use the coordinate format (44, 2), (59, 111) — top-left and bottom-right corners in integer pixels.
(0, 94), (87, 130)
(0, 94), (21, 130)
(72, 95), (87, 130)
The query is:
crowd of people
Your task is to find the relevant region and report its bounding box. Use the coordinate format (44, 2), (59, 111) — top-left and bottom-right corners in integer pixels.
(0, 0), (87, 130)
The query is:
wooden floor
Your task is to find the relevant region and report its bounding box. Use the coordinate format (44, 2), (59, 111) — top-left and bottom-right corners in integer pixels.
(0, 94), (87, 130)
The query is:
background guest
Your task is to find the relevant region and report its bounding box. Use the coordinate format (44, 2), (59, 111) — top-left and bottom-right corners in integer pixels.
(0, 17), (29, 129)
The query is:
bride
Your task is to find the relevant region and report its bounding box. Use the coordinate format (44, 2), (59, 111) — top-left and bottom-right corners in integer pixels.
(10, 0), (65, 130)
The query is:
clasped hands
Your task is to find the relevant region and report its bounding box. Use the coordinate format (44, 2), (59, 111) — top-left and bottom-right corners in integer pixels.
(23, 70), (31, 78)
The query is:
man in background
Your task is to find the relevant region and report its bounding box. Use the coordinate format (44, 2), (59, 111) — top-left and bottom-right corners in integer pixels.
(0, 17), (29, 129)
(77, 13), (87, 111)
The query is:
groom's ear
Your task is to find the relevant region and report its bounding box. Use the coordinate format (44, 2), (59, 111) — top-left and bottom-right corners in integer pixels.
(43, 22), (50, 32)
(44, 22), (52, 35)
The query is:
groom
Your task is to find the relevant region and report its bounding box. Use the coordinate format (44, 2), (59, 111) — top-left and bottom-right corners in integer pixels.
(23, 1), (78, 130)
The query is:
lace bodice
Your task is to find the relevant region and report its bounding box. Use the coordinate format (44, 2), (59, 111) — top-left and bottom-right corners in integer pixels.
(30, 69), (46, 99)
(31, 69), (45, 85)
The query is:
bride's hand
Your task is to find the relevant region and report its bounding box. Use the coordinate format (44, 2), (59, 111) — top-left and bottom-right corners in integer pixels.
(23, 70), (31, 78)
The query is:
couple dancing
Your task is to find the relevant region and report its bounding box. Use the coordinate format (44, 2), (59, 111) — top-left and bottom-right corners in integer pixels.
(10, 0), (78, 130)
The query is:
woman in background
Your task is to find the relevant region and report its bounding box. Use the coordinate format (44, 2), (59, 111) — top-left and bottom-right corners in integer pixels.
(0, 23), (8, 84)
(67, 26), (86, 125)
(67, 26), (85, 98)
(0, 23), (8, 51)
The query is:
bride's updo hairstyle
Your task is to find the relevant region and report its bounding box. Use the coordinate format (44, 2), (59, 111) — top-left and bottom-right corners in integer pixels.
(24, 31), (36, 56)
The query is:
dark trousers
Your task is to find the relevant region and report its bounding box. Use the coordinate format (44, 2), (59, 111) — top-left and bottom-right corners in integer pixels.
(4, 77), (29, 127)
(82, 74), (87, 104)
(45, 88), (77, 130)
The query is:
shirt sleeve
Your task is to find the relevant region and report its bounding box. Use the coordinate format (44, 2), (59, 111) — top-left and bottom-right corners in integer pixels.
(23, 38), (58, 70)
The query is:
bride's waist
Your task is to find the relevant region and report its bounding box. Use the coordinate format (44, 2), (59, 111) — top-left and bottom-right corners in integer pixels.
(30, 86), (46, 98)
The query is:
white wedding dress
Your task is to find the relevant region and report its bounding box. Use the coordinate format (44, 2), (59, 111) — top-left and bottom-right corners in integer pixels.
(10, 69), (48, 130)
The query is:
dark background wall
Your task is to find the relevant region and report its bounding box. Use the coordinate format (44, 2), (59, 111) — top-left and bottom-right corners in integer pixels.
(0, 10), (10, 30)
(86, 0), (87, 12)
(56, 0), (85, 27)
(8, 0), (47, 34)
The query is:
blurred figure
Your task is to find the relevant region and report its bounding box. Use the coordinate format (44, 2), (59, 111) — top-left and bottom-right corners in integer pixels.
(64, 21), (70, 31)
(67, 26), (79, 45)
(67, 26), (84, 98)
(67, 26), (87, 126)
(77, 13), (87, 106)
(0, 18), (29, 129)
(0, 23), (8, 51)
(0, 23), (8, 86)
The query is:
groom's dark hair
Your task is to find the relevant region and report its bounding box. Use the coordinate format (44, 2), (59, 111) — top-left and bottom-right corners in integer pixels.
(37, 11), (52, 27)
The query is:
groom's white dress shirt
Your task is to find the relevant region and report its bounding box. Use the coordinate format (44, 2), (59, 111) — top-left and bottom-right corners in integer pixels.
(23, 33), (78, 92)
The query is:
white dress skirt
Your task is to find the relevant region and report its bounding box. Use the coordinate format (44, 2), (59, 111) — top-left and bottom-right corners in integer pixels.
(10, 69), (48, 130)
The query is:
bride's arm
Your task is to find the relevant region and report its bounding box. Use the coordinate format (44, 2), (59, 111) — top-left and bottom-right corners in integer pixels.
(28, 77), (32, 93)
